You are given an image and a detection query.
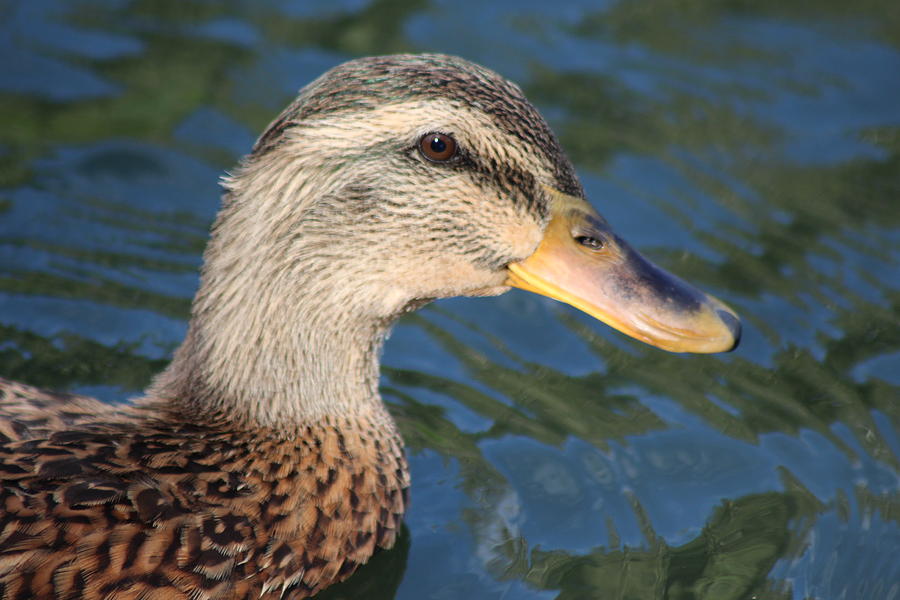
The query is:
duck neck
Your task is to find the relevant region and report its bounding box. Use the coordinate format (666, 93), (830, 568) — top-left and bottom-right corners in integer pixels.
(147, 158), (400, 430)
(151, 283), (393, 429)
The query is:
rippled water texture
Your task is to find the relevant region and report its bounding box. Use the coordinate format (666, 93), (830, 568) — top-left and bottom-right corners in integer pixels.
(1, 1), (898, 598)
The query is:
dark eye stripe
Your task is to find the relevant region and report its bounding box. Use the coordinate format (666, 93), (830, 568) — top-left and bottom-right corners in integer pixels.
(419, 132), (457, 162)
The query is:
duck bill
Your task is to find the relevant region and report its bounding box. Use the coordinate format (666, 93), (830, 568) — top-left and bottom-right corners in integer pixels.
(507, 191), (740, 353)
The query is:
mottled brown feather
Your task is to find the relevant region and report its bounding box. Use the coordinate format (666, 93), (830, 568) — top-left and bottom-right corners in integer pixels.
(0, 378), (408, 599)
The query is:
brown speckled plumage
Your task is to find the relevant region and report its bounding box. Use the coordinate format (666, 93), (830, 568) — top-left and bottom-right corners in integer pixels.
(0, 379), (407, 599)
(0, 54), (580, 598)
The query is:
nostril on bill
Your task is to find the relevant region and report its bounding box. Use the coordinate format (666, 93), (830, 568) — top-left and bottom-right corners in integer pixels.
(575, 235), (603, 250)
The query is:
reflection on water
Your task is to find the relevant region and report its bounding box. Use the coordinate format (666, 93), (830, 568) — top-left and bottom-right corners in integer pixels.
(1, 0), (897, 598)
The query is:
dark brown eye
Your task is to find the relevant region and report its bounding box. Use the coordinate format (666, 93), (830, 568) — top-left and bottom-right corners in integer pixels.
(419, 132), (457, 162)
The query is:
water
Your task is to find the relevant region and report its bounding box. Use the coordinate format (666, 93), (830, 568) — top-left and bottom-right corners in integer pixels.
(1, 1), (898, 598)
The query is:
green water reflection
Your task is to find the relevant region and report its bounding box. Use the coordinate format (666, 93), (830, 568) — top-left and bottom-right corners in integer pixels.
(0, 0), (897, 598)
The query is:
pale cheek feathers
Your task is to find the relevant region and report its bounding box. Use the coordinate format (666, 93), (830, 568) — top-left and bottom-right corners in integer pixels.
(374, 256), (510, 314)
(272, 100), (553, 304)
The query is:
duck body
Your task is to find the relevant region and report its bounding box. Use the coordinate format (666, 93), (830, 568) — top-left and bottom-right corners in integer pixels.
(0, 378), (406, 599)
(0, 54), (739, 599)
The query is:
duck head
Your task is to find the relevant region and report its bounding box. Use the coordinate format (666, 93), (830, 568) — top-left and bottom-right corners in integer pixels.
(154, 54), (739, 424)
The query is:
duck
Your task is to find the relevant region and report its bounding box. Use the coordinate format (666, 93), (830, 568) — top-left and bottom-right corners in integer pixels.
(0, 54), (740, 599)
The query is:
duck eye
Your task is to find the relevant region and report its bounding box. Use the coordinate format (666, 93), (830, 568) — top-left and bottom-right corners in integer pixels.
(419, 132), (457, 162)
